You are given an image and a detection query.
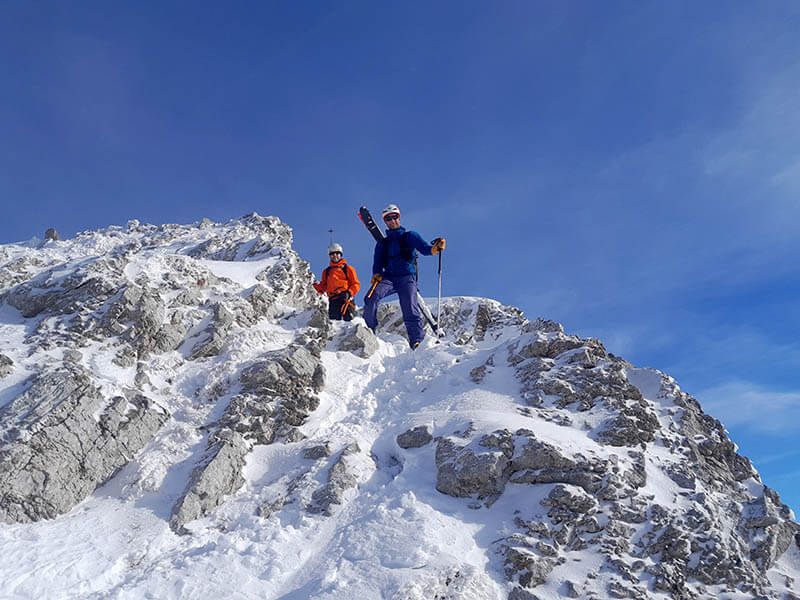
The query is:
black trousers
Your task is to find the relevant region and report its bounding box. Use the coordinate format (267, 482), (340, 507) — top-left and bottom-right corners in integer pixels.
(328, 294), (355, 321)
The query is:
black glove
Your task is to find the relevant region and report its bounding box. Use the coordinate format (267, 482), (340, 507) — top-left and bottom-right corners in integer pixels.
(343, 290), (351, 300)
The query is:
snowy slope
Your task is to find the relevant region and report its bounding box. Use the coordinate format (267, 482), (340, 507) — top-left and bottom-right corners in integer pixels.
(0, 215), (797, 600)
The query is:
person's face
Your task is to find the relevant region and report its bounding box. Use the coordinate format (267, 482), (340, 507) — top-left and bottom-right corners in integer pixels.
(383, 213), (401, 230)
(329, 251), (342, 261)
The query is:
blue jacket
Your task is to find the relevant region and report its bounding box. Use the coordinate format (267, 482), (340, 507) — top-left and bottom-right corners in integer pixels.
(372, 226), (434, 278)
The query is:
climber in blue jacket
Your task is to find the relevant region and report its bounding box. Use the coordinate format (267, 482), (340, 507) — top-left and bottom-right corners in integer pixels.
(363, 204), (445, 349)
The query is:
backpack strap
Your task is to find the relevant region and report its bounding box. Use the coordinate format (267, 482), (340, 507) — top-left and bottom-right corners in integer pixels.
(324, 264), (352, 292)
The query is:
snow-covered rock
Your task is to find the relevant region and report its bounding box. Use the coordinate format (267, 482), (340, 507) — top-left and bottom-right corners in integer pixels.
(0, 215), (797, 600)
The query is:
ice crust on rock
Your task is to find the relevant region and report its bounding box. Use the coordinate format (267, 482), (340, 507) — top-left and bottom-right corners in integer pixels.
(0, 215), (797, 600)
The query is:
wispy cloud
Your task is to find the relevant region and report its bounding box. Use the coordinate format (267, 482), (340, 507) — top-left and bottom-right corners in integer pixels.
(750, 448), (800, 467)
(698, 380), (800, 435)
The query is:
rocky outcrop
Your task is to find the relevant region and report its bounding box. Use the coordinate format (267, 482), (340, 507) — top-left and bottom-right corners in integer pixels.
(170, 343), (325, 531)
(435, 428), (635, 507)
(0, 214), (326, 529)
(376, 297), (527, 345)
(428, 308), (799, 599)
(335, 323), (378, 358)
(169, 431), (248, 533)
(0, 216), (797, 599)
(0, 366), (168, 523)
(0, 353), (12, 379)
(396, 425), (433, 449)
(307, 442), (361, 515)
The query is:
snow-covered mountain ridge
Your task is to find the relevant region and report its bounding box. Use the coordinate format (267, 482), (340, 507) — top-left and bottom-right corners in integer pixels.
(0, 214), (797, 599)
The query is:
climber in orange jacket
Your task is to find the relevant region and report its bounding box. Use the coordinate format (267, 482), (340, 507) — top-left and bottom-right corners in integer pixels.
(313, 243), (361, 321)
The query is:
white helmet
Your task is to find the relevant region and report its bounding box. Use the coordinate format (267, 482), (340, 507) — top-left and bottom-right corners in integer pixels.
(328, 243), (343, 254)
(381, 204), (401, 219)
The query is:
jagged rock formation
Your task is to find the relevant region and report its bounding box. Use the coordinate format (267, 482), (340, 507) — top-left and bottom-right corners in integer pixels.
(171, 343), (326, 532)
(0, 214), (326, 527)
(0, 217), (797, 600)
(432, 314), (800, 599)
(0, 365), (167, 522)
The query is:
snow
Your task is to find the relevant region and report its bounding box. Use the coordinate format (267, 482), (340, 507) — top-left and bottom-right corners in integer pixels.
(0, 324), (514, 598)
(0, 220), (796, 599)
(197, 257), (278, 289)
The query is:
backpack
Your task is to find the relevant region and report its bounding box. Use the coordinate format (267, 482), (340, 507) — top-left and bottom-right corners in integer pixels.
(324, 263), (350, 280)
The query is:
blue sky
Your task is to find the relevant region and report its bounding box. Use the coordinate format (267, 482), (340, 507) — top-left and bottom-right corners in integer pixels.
(2, 2), (799, 513)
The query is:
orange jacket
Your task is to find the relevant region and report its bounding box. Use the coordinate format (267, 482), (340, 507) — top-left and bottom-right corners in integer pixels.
(313, 259), (360, 297)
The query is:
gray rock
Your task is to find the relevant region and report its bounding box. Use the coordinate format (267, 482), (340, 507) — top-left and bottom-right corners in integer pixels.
(235, 346), (324, 438)
(170, 431), (248, 533)
(336, 323), (378, 358)
(563, 580), (582, 598)
(502, 544), (556, 588)
(508, 587), (543, 600)
(172, 342), (326, 529)
(470, 354), (494, 383)
(595, 409), (659, 447)
(247, 284), (277, 319)
(214, 395), (278, 445)
(468, 300), (528, 343)
(397, 425), (433, 449)
(44, 228), (60, 241)
(0, 367), (168, 523)
(6, 259), (123, 319)
(525, 318), (564, 334)
(435, 435), (511, 503)
(303, 444), (331, 460)
(241, 345), (324, 397)
(190, 303), (235, 359)
(666, 462), (696, 489)
(541, 484), (598, 522)
(675, 395), (756, 488)
(435, 428), (616, 504)
(508, 431), (608, 495)
(510, 431), (577, 471)
(648, 523), (691, 563)
(0, 353), (12, 378)
(63, 349), (83, 364)
(307, 443), (360, 515)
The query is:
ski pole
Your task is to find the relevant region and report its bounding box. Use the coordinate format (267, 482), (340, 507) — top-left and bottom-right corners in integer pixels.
(437, 250), (442, 332)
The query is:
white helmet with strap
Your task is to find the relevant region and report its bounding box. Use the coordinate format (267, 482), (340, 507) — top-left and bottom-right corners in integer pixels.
(328, 243), (343, 254)
(381, 204), (401, 219)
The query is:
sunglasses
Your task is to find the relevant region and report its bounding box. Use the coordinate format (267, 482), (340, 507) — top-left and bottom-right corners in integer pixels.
(383, 214), (400, 222)
(329, 251), (341, 256)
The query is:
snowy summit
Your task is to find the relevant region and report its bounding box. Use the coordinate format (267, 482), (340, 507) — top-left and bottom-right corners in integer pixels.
(0, 214), (797, 599)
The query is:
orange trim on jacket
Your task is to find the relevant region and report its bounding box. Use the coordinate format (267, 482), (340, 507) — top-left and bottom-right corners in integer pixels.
(313, 259), (361, 297)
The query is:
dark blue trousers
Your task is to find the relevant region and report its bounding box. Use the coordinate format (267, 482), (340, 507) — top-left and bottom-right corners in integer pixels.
(363, 274), (425, 347)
